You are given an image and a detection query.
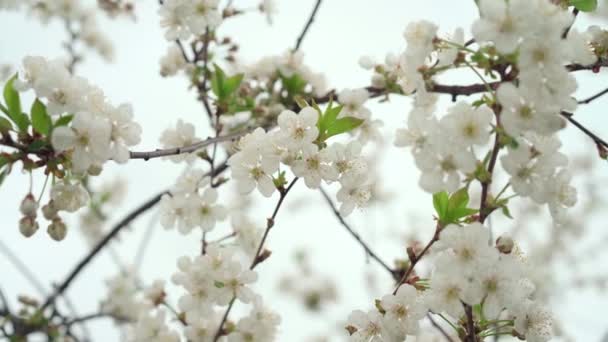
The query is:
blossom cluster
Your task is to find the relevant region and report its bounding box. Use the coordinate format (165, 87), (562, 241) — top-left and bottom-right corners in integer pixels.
(228, 106), (371, 216)
(347, 223), (551, 342)
(391, 0), (598, 223)
(159, 0), (222, 41)
(17, 56), (142, 173)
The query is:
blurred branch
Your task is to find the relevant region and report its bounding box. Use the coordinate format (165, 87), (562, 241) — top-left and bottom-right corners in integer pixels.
(41, 160), (231, 311)
(318, 186), (398, 280)
(427, 313), (455, 342)
(0, 239), (47, 296)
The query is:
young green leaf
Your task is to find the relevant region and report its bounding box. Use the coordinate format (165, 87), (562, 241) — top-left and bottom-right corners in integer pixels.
(324, 116), (364, 139)
(54, 114), (74, 127)
(0, 117), (12, 133)
(3, 75), (29, 132)
(31, 99), (52, 135)
(569, 0), (597, 12)
(222, 73), (244, 97)
(211, 63), (226, 99)
(433, 191), (449, 219)
(448, 187), (469, 212)
(3, 74), (21, 119)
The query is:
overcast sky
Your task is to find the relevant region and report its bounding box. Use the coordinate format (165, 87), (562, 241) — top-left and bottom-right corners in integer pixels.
(1, 1), (608, 341)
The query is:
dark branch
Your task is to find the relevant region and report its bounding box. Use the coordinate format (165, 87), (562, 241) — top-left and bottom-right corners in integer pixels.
(561, 111), (608, 149)
(577, 87), (608, 105)
(294, 0), (323, 51)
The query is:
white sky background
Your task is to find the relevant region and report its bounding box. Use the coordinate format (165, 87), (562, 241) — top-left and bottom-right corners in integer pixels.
(1, 0), (608, 341)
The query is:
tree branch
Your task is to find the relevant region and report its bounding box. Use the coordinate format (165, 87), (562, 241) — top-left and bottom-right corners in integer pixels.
(427, 313), (455, 342)
(577, 87), (608, 105)
(213, 178), (299, 341)
(318, 186), (397, 280)
(129, 130), (248, 161)
(561, 111), (608, 149)
(294, 0), (323, 51)
(41, 161), (231, 311)
(392, 224), (441, 295)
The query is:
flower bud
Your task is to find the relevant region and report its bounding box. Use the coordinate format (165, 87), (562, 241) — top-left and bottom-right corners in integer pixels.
(42, 201), (58, 220)
(87, 164), (103, 176)
(19, 216), (39, 237)
(47, 218), (67, 241)
(496, 234), (514, 254)
(19, 194), (38, 217)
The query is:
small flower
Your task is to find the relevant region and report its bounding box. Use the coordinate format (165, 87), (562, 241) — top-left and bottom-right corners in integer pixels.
(276, 107), (319, 152)
(50, 181), (90, 213)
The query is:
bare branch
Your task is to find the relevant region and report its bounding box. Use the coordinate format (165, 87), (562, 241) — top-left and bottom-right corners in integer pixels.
(0, 239), (47, 296)
(129, 130), (248, 161)
(561, 111), (608, 149)
(294, 0), (323, 51)
(578, 87), (608, 105)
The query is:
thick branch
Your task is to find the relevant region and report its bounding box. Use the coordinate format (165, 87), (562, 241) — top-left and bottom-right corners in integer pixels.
(318, 187), (397, 280)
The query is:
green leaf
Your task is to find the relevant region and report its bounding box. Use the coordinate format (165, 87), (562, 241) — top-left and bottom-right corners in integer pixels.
(281, 73), (307, 96)
(3, 74), (21, 118)
(0, 116), (12, 132)
(0, 167), (7, 189)
(433, 191), (449, 219)
(448, 188), (469, 212)
(325, 116), (364, 139)
(54, 114), (74, 127)
(211, 63), (226, 99)
(569, 0), (597, 11)
(0, 155), (8, 169)
(27, 140), (48, 153)
(214, 281), (225, 288)
(31, 99), (52, 135)
(223, 73), (244, 97)
(450, 207), (478, 220)
(3, 74), (29, 132)
(322, 104), (343, 129)
(501, 205), (513, 219)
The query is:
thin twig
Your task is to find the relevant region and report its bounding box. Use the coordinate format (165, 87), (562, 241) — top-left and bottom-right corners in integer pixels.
(577, 87), (608, 105)
(129, 130), (248, 160)
(213, 178), (299, 341)
(392, 224), (441, 295)
(294, 0), (323, 51)
(561, 111), (608, 149)
(318, 186), (397, 279)
(427, 313), (456, 342)
(0, 239), (47, 296)
(133, 211), (161, 271)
